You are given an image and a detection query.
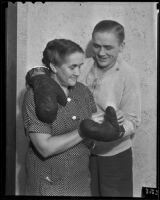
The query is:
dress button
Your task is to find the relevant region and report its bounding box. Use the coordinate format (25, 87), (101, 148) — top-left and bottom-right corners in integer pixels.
(45, 176), (53, 183)
(67, 97), (71, 102)
(72, 116), (77, 120)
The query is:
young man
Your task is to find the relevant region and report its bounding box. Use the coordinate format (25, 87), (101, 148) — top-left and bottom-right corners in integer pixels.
(78, 20), (141, 197)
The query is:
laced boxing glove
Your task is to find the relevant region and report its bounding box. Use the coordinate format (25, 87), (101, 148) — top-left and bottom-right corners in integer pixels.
(79, 106), (125, 142)
(25, 67), (67, 123)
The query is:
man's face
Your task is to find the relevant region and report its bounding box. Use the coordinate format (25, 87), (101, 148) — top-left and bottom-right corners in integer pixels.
(92, 31), (124, 69)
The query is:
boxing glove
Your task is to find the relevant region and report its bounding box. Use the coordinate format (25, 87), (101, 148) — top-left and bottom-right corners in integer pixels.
(79, 106), (125, 142)
(25, 67), (67, 123)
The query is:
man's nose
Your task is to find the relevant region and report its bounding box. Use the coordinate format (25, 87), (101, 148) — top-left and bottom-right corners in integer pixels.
(98, 47), (106, 56)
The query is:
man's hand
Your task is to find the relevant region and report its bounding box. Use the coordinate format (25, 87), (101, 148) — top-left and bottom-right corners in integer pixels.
(116, 110), (125, 126)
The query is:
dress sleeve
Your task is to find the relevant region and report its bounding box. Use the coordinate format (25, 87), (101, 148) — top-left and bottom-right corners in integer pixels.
(22, 89), (52, 136)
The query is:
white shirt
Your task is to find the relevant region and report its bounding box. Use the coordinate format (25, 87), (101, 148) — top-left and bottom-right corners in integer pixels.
(78, 57), (141, 156)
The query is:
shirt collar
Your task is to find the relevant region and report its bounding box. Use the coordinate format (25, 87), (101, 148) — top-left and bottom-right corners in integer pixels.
(93, 59), (120, 78)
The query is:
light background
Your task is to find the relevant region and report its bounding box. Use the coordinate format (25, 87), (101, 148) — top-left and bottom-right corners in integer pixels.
(16, 2), (157, 196)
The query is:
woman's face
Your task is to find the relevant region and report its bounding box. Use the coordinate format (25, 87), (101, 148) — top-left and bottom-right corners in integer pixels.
(55, 52), (84, 87)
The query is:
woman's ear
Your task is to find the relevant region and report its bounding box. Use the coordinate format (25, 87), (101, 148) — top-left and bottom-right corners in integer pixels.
(50, 63), (57, 73)
(119, 41), (125, 53)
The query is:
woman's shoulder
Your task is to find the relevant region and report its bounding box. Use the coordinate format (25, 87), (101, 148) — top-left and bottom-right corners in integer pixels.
(76, 82), (90, 92)
(75, 82), (92, 98)
(24, 87), (34, 97)
(23, 88), (34, 104)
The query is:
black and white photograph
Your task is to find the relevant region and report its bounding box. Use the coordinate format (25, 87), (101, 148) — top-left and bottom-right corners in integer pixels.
(5, 2), (158, 197)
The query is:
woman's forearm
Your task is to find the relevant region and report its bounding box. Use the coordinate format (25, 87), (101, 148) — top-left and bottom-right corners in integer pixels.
(42, 130), (82, 157)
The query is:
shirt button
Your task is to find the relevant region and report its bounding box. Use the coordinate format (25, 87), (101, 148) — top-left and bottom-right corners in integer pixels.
(67, 97), (71, 102)
(72, 116), (77, 120)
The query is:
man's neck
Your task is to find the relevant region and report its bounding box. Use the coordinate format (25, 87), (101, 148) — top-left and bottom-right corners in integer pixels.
(94, 60), (118, 79)
(97, 61), (116, 72)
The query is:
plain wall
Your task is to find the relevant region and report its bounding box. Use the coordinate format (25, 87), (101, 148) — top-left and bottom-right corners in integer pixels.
(16, 2), (157, 196)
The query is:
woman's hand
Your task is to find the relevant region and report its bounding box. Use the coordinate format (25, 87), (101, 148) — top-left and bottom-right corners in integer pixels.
(91, 113), (104, 124)
(116, 110), (125, 126)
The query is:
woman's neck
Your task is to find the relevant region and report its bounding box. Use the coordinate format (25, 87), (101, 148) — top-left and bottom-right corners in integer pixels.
(50, 73), (69, 97)
(61, 86), (69, 97)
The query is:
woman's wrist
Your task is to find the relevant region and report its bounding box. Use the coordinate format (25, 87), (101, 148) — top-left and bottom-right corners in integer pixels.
(77, 125), (84, 139)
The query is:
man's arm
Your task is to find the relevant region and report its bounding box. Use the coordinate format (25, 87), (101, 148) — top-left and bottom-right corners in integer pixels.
(120, 68), (141, 136)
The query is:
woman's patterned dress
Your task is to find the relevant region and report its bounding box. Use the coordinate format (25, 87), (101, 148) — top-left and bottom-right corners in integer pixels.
(22, 82), (96, 196)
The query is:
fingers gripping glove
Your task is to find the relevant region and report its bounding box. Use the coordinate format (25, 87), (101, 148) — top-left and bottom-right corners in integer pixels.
(79, 106), (125, 142)
(25, 67), (67, 123)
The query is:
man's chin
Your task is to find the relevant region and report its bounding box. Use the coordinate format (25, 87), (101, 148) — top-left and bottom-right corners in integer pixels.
(97, 62), (109, 69)
(94, 58), (108, 68)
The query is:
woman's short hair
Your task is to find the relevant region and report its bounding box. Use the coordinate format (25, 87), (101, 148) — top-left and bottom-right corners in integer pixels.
(92, 20), (125, 44)
(42, 39), (84, 69)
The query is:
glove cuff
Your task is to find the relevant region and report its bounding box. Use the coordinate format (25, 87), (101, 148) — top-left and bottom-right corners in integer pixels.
(119, 125), (125, 138)
(78, 124), (84, 139)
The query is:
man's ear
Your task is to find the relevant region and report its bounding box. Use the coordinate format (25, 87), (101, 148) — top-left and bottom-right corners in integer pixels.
(50, 63), (57, 73)
(119, 41), (125, 53)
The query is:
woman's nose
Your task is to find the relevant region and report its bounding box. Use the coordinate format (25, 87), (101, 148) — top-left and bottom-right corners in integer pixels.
(74, 67), (80, 76)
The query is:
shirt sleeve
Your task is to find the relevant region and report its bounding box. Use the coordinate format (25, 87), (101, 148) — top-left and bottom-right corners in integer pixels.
(120, 68), (141, 135)
(22, 89), (52, 136)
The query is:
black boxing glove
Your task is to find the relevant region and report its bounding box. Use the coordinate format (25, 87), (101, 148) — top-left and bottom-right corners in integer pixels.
(79, 106), (125, 142)
(25, 67), (67, 123)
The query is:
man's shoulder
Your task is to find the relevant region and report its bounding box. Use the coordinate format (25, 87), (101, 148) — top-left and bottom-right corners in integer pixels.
(118, 57), (140, 86)
(78, 57), (95, 84)
(84, 57), (94, 65)
(118, 57), (138, 76)
(81, 57), (94, 71)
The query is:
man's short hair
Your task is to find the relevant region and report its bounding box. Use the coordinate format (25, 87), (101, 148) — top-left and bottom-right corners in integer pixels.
(92, 20), (125, 44)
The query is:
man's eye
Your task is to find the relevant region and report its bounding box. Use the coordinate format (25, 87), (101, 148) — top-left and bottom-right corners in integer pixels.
(93, 44), (100, 48)
(105, 46), (113, 50)
(69, 65), (76, 70)
(78, 64), (83, 69)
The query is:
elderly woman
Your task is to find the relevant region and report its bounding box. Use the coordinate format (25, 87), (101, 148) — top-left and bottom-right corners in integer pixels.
(22, 39), (97, 196)
(23, 38), (124, 196)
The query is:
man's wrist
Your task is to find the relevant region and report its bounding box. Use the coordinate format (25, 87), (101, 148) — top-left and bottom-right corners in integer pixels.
(122, 119), (134, 136)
